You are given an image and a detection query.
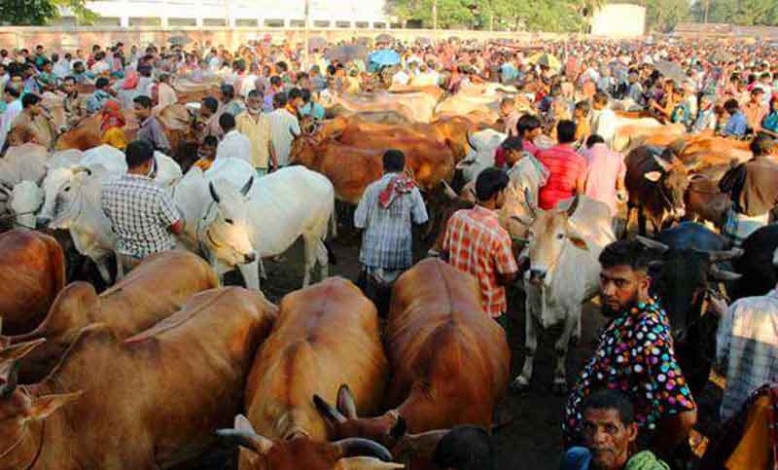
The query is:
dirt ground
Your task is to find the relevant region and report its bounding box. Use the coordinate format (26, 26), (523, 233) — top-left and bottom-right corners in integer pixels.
(182, 221), (719, 470)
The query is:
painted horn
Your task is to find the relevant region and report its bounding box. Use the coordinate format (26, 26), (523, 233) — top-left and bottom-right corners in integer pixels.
(332, 438), (394, 463)
(208, 181), (221, 203)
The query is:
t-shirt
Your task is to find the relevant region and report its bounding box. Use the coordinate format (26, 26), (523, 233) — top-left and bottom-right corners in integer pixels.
(537, 144), (587, 210)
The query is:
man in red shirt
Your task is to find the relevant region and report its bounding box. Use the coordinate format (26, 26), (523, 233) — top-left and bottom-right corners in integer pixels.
(442, 168), (519, 327)
(537, 120), (588, 210)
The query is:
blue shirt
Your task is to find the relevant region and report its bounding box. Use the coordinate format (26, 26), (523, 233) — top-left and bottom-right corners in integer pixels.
(722, 111), (748, 138)
(763, 111), (778, 133)
(300, 102), (325, 121)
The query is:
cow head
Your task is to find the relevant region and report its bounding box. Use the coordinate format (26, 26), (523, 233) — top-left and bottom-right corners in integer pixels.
(519, 195), (589, 288)
(644, 155), (698, 220)
(456, 130), (506, 184)
(314, 385), (404, 449)
(0, 339), (82, 469)
(217, 414), (403, 470)
(289, 134), (321, 168)
(9, 181), (44, 230)
(37, 166), (95, 228)
(202, 178), (257, 266)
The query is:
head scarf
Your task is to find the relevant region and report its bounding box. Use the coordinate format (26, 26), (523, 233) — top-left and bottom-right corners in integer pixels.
(101, 100), (126, 132)
(122, 70), (139, 90)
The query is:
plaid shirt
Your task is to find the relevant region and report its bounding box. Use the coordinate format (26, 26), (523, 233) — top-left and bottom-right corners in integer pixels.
(442, 205), (518, 317)
(354, 173), (428, 270)
(102, 174), (180, 259)
(717, 288), (778, 421)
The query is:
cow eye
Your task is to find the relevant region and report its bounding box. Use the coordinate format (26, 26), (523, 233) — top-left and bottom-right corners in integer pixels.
(224, 218), (234, 224)
(557, 233), (564, 239)
(64, 187), (70, 192)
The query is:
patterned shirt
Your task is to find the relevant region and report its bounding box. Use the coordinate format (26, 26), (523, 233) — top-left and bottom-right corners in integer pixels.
(137, 116), (171, 154)
(102, 174), (180, 259)
(717, 288), (778, 421)
(354, 173), (428, 270)
(563, 298), (696, 445)
(442, 205), (518, 317)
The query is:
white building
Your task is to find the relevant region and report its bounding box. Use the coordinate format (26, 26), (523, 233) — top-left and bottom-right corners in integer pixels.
(590, 3), (646, 38)
(62, 0), (390, 29)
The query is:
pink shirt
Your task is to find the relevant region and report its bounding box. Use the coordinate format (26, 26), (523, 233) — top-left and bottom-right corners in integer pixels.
(583, 143), (626, 216)
(537, 144), (587, 210)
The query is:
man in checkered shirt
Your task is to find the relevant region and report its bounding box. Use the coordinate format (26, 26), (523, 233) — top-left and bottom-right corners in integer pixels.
(102, 140), (183, 276)
(442, 168), (519, 327)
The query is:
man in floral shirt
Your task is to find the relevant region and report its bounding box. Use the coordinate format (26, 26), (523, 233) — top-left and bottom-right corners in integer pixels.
(563, 240), (697, 457)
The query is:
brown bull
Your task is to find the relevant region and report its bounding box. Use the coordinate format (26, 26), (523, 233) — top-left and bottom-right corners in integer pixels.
(233, 277), (389, 470)
(290, 135), (383, 205)
(4, 250), (218, 383)
(314, 259), (510, 452)
(0, 286), (276, 470)
(0, 230), (65, 335)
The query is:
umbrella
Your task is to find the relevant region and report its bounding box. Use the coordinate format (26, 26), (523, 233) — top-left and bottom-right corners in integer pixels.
(415, 36), (432, 46)
(326, 44), (368, 63)
(376, 33), (394, 43)
(168, 35), (192, 46)
(308, 36), (327, 51)
(654, 60), (685, 84)
(367, 49), (401, 72)
(528, 52), (561, 70)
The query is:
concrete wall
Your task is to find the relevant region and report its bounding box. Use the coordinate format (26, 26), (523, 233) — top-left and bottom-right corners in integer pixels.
(590, 4), (646, 38)
(0, 27), (561, 52)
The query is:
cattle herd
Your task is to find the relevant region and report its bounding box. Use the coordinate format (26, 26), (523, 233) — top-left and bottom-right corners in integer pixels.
(2, 39), (778, 470)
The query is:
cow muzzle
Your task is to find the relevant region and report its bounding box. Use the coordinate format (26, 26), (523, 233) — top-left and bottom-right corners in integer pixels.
(529, 269), (547, 286)
(36, 215), (51, 228)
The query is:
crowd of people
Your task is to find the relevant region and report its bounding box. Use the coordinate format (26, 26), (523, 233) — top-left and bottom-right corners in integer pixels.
(0, 35), (777, 470)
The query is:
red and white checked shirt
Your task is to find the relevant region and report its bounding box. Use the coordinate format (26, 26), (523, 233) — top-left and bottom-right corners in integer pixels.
(443, 205), (518, 317)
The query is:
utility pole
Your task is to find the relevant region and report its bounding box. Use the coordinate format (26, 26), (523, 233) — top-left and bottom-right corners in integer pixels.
(703, 0), (710, 23)
(432, 0), (438, 30)
(303, 0), (311, 69)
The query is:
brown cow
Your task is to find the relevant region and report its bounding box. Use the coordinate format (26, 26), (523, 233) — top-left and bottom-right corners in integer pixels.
(0, 286), (276, 470)
(314, 259), (510, 450)
(234, 277), (389, 470)
(0, 229), (65, 335)
(4, 250), (218, 383)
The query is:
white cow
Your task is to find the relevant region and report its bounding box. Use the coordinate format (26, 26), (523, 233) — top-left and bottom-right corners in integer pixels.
(174, 159), (335, 290)
(512, 195), (615, 393)
(456, 129), (507, 183)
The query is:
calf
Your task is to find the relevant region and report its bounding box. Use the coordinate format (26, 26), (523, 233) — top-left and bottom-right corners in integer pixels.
(0, 286), (276, 469)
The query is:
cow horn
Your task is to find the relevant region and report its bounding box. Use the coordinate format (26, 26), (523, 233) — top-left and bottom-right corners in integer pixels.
(216, 415), (274, 455)
(240, 176), (254, 196)
(332, 438), (393, 462)
(709, 264), (742, 282)
(335, 458), (405, 469)
(314, 394), (348, 424)
(441, 180), (458, 200)
(466, 132), (478, 151)
(0, 338), (46, 365)
(651, 154), (673, 172)
(208, 181), (221, 203)
(564, 195), (580, 217)
(0, 361), (19, 398)
(635, 235), (669, 253)
(706, 247), (744, 263)
(337, 384), (358, 420)
(75, 166), (92, 176)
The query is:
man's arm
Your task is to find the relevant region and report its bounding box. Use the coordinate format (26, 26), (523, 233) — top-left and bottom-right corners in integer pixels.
(152, 119), (172, 154)
(652, 409), (697, 459)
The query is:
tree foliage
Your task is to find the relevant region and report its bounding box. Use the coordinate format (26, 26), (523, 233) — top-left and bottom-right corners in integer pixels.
(0, 0), (96, 25)
(691, 0), (778, 26)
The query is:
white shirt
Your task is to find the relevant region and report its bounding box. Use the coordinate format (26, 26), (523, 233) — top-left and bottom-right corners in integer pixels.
(267, 109), (300, 167)
(0, 99), (22, 150)
(216, 130), (252, 164)
(52, 59), (71, 79)
(592, 108), (617, 145)
(392, 70), (410, 87)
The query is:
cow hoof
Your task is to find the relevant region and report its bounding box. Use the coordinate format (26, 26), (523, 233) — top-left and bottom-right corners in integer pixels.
(552, 382), (568, 396)
(510, 376), (530, 393)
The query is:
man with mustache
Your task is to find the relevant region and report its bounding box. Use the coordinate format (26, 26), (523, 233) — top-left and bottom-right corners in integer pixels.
(562, 240), (697, 460)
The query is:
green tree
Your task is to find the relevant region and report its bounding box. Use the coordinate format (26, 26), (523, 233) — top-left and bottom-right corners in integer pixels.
(705, 0), (778, 25)
(636, 0), (690, 32)
(0, 0), (96, 25)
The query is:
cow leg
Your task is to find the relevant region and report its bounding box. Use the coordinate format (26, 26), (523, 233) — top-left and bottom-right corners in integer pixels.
(512, 289), (539, 391)
(316, 240), (329, 282)
(637, 208), (648, 237)
(552, 304), (581, 395)
(329, 206), (339, 239)
(97, 256), (113, 284)
(237, 260), (260, 290)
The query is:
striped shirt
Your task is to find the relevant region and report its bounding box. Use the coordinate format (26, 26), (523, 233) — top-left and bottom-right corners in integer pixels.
(717, 288), (778, 420)
(354, 173), (428, 270)
(537, 144), (587, 210)
(443, 205), (518, 317)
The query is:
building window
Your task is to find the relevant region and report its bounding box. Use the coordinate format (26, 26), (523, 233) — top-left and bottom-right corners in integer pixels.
(129, 17), (162, 26)
(289, 19), (305, 27)
(336, 21), (351, 28)
(168, 17), (197, 27)
(390, 22), (402, 29)
(236, 18), (258, 27)
(373, 22), (386, 29)
(203, 18), (227, 26)
(94, 16), (121, 26)
(355, 21), (369, 28)
(264, 19), (285, 27)
(313, 20), (330, 28)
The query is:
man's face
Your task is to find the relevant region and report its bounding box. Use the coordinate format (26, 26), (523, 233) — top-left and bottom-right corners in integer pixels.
(74, 63), (85, 74)
(599, 265), (649, 317)
(198, 143), (216, 160)
(134, 103), (150, 120)
(583, 408), (637, 470)
(751, 92), (763, 104)
(11, 76), (22, 87)
(62, 80), (75, 95)
(29, 102), (41, 116)
(246, 95), (262, 112)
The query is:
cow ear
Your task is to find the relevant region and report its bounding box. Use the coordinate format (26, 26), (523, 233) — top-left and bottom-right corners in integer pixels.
(566, 225), (589, 251)
(26, 391), (83, 421)
(644, 171), (662, 183)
